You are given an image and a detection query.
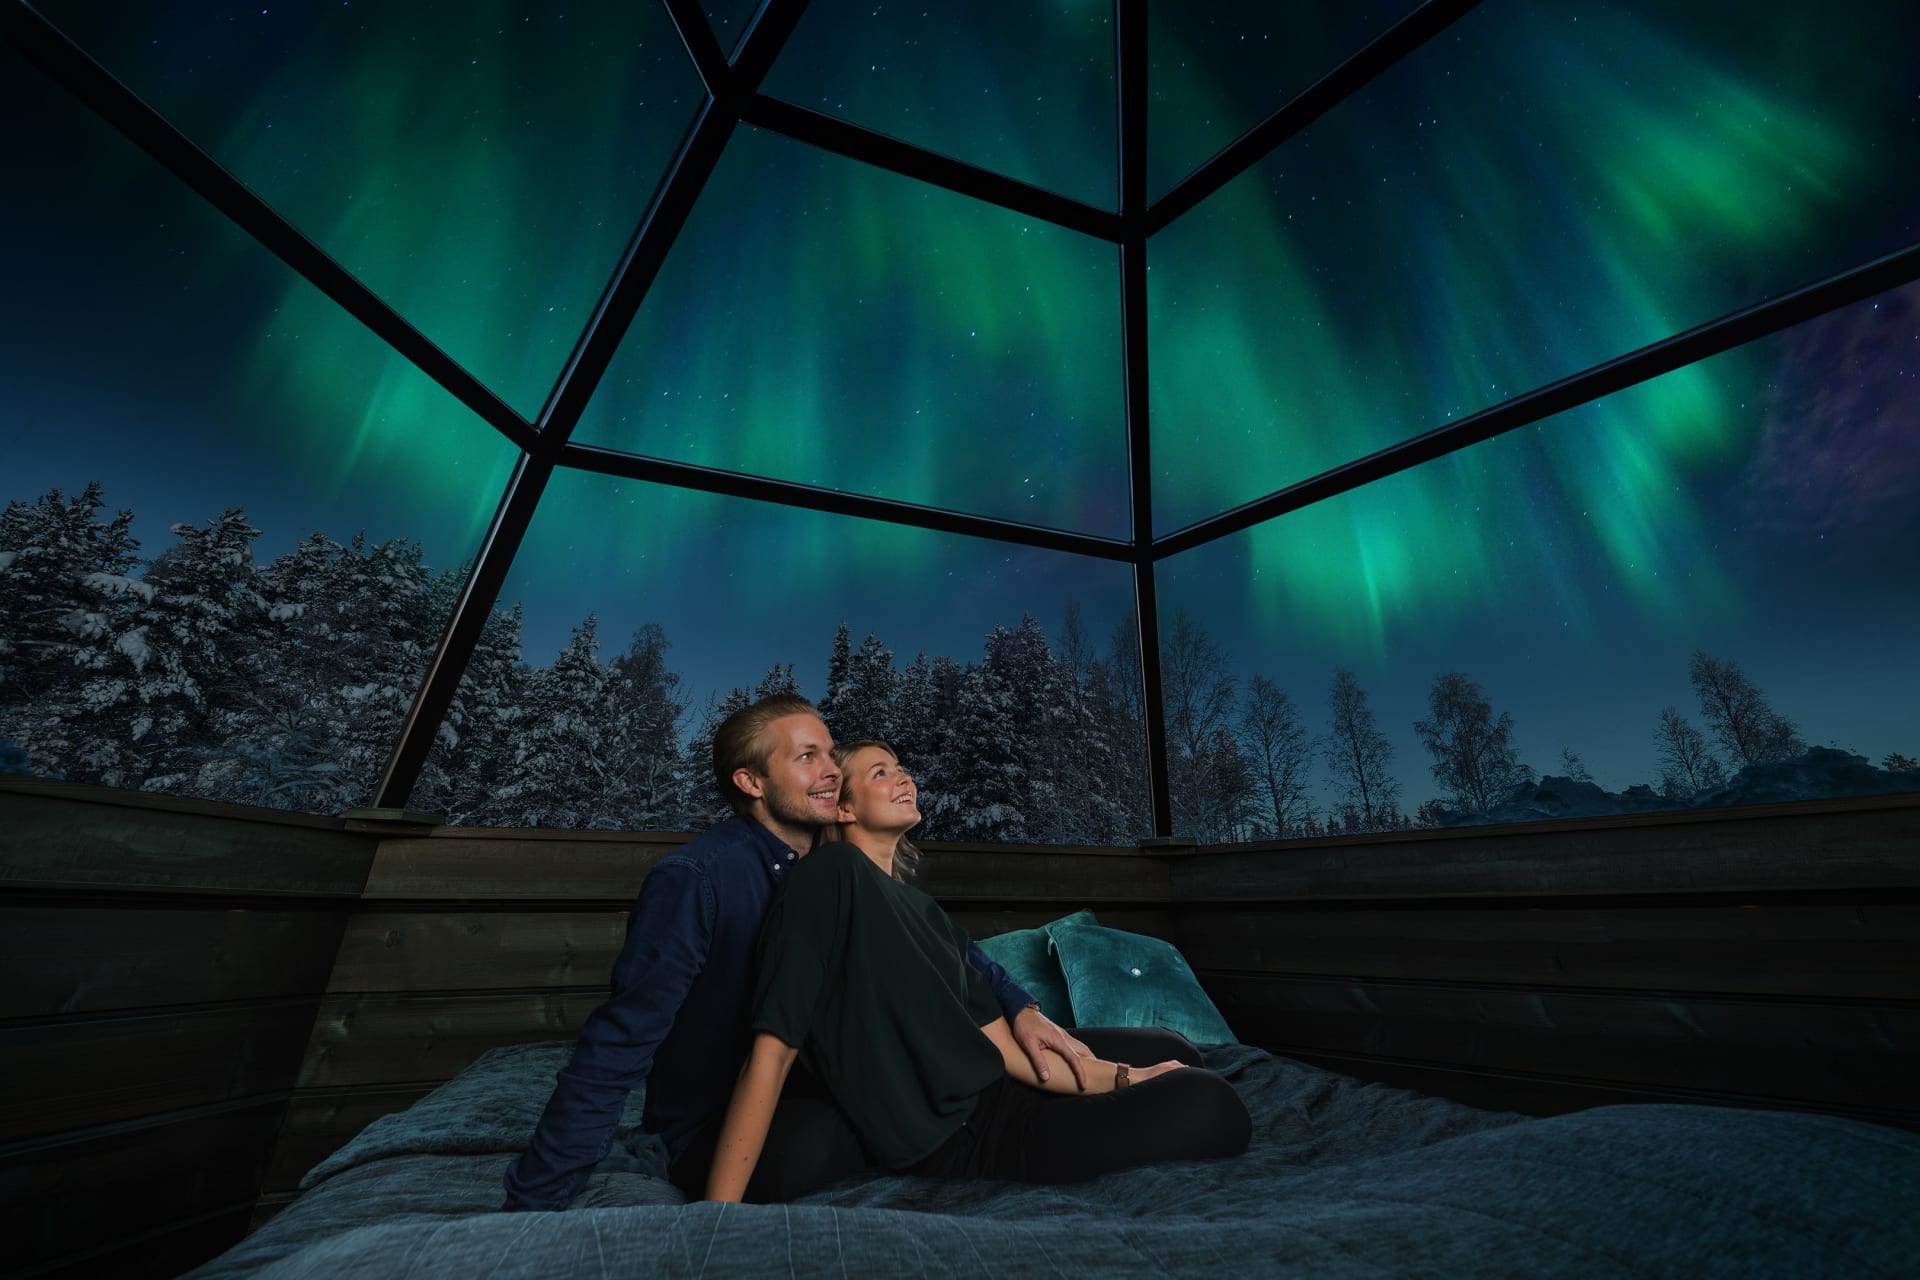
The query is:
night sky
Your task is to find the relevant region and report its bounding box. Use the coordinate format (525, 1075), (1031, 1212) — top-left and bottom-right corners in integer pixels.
(4, 1), (1916, 812)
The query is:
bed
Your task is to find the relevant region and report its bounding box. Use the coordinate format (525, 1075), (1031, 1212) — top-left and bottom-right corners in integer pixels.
(187, 1038), (1920, 1278)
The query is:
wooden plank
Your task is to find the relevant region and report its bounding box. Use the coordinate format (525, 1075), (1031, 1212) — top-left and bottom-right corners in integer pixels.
(0, 781), (374, 897)
(297, 990), (602, 1089)
(327, 911), (632, 993)
(260, 1083), (437, 1195)
(946, 906), (1176, 943)
(1205, 972), (1920, 1115)
(916, 847), (1172, 903)
(0, 905), (347, 1018)
(360, 829), (1169, 903)
(360, 832), (682, 901)
(1173, 797), (1920, 902)
(325, 906), (1180, 996)
(1274, 1048), (1920, 1131)
(1173, 903), (1920, 999)
(1, 1002), (315, 1141)
(3, 1097), (282, 1273)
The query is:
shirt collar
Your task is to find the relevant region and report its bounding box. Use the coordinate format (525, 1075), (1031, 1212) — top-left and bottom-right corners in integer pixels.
(742, 815), (809, 880)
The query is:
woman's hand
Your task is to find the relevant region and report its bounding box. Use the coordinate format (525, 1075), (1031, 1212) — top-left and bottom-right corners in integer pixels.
(1127, 1060), (1190, 1086)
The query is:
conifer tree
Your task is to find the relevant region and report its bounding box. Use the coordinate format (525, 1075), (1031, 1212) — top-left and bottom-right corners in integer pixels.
(492, 616), (614, 827)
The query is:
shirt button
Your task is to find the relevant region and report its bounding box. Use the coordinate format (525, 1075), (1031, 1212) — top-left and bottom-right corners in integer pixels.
(1129, 967), (1142, 977)
(787, 852), (795, 861)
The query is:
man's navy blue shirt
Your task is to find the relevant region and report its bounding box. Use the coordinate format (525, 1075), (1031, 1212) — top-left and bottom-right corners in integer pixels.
(502, 815), (1034, 1210)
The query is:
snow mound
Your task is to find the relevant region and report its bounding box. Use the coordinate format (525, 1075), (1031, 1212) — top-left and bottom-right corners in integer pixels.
(1693, 746), (1920, 808)
(1446, 748), (1918, 827)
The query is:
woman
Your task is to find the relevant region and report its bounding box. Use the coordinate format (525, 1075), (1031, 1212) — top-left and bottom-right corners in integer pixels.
(705, 740), (1251, 1201)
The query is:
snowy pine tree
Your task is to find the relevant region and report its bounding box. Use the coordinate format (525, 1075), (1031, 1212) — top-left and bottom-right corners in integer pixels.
(603, 623), (690, 829)
(491, 615), (616, 827)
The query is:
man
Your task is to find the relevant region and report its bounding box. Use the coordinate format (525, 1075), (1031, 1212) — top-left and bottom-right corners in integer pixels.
(502, 693), (1094, 1208)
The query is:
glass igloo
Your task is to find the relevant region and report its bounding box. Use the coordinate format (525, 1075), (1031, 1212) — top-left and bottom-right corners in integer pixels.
(4, 0), (1917, 845)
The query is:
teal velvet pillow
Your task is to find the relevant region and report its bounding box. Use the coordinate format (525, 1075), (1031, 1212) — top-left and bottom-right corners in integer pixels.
(974, 908), (1097, 1028)
(1044, 919), (1235, 1045)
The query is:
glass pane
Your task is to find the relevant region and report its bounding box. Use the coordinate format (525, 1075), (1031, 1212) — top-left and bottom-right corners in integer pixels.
(573, 127), (1129, 539)
(1148, 0), (1421, 204)
(1149, 0), (1920, 534)
(1155, 283), (1920, 842)
(36, 0), (705, 420)
(421, 467), (1148, 842)
(0, 49), (519, 814)
(761, 0), (1116, 210)
(705, 0), (761, 58)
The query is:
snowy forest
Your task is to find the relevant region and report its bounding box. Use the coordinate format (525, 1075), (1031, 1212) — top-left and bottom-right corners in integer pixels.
(2, 483), (1914, 843)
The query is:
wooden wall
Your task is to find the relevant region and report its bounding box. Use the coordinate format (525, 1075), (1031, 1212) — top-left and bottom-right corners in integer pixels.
(1170, 794), (1920, 1128)
(0, 779), (380, 1280)
(7, 779), (1915, 1278)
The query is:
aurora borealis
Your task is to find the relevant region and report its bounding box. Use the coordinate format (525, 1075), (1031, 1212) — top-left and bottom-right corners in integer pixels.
(4, 0), (1916, 824)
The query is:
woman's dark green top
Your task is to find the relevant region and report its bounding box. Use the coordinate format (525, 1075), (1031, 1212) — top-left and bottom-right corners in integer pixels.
(750, 841), (1006, 1168)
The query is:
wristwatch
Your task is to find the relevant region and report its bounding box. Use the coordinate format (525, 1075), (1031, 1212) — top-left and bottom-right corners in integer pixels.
(1114, 1062), (1131, 1090)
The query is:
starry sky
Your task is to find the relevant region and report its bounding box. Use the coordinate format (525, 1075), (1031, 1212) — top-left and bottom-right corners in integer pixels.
(3, 0), (1916, 814)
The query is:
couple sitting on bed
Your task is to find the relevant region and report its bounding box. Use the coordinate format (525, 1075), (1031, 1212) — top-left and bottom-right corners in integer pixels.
(503, 694), (1250, 1208)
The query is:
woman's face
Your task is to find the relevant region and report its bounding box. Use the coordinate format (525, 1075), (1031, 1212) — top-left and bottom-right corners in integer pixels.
(836, 745), (921, 837)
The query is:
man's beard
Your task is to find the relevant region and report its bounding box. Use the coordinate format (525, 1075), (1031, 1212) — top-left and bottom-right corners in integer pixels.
(763, 778), (829, 830)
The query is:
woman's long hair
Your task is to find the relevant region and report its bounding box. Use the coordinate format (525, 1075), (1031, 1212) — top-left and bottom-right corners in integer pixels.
(828, 739), (922, 881)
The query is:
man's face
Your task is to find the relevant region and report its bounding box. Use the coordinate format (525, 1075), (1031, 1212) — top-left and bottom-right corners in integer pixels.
(742, 714), (841, 833)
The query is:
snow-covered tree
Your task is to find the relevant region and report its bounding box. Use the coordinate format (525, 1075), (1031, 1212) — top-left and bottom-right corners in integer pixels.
(0, 482), (141, 706)
(490, 616), (615, 828)
(1322, 667), (1399, 831)
(1413, 671), (1532, 815)
(1688, 651), (1804, 768)
(603, 623), (690, 830)
(825, 632), (898, 745)
(938, 659), (1027, 842)
(818, 622), (853, 723)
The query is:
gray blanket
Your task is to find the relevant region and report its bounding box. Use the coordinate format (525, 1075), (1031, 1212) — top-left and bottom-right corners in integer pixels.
(190, 1042), (1920, 1278)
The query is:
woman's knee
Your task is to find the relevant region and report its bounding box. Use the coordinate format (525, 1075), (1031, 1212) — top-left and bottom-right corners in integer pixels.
(1172, 1069), (1251, 1157)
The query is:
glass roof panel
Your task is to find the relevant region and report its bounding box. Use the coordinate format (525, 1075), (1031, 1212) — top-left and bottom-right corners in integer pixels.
(1147, 0), (1421, 205)
(760, 0), (1116, 210)
(1156, 281), (1920, 840)
(1, 50), (518, 812)
(1148, 0), (1920, 535)
(704, 0), (761, 59)
(424, 466), (1147, 837)
(573, 127), (1130, 539)
(35, 0), (704, 421)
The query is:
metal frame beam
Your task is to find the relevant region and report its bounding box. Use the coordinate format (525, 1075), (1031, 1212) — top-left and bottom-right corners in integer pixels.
(1146, 0), (1481, 235)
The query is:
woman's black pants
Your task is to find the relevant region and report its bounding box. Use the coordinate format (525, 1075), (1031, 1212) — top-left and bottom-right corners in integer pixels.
(905, 1029), (1251, 1184)
(671, 1027), (1245, 1199)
